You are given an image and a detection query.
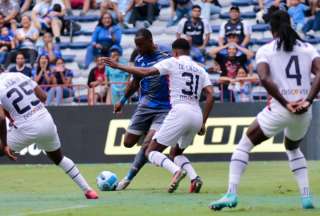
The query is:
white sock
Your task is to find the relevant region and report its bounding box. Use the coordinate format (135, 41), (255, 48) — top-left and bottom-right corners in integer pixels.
(174, 155), (198, 180)
(59, 156), (91, 192)
(286, 148), (310, 197)
(228, 134), (254, 194)
(148, 151), (180, 175)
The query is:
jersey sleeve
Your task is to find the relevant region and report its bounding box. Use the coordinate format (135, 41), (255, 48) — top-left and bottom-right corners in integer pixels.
(255, 46), (269, 64)
(308, 44), (320, 61)
(153, 58), (172, 75)
(19, 73), (38, 89)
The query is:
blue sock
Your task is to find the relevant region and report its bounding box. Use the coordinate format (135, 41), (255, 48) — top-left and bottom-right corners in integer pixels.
(125, 147), (148, 181)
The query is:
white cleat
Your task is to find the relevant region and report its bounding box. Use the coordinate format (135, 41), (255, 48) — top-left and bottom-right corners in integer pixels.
(116, 178), (131, 191)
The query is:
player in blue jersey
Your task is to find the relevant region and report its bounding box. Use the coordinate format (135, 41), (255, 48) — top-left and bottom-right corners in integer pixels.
(114, 29), (202, 192)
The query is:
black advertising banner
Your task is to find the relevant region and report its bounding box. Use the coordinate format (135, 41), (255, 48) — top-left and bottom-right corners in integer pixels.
(1, 102), (319, 164)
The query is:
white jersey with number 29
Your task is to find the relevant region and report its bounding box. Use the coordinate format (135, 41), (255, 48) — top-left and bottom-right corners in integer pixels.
(153, 55), (212, 107)
(0, 72), (48, 126)
(256, 40), (320, 105)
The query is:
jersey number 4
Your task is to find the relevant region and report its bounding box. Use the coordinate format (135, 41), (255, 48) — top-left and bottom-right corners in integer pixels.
(7, 81), (40, 114)
(286, 55), (302, 86)
(181, 72), (199, 99)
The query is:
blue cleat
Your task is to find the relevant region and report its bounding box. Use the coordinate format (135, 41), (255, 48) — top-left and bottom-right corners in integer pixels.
(209, 193), (238, 211)
(301, 196), (314, 209)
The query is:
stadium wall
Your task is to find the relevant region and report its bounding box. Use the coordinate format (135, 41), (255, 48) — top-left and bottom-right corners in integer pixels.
(1, 102), (320, 164)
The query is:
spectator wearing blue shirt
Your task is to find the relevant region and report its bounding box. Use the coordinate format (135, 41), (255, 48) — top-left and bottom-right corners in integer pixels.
(105, 47), (130, 104)
(167, 0), (193, 27)
(303, 0), (320, 36)
(0, 26), (15, 64)
(288, 0), (309, 31)
(37, 32), (62, 65)
(47, 58), (74, 106)
(83, 12), (122, 69)
(8, 52), (33, 77)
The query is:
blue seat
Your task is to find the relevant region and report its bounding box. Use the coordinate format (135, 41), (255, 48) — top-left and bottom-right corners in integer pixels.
(58, 42), (69, 49)
(64, 15), (100, 22)
(81, 30), (94, 36)
(208, 39), (218, 46)
(220, 11), (256, 19)
(122, 28), (139, 35)
(252, 0), (259, 6)
(232, 0), (253, 7)
(62, 31), (82, 36)
(305, 37), (320, 44)
(253, 38), (273, 45)
(62, 55), (76, 63)
(252, 24), (270, 32)
(69, 42), (90, 49)
(212, 25), (220, 33)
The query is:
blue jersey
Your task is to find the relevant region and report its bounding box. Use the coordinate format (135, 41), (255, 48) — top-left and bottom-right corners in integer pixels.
(134, 46), (171, 109)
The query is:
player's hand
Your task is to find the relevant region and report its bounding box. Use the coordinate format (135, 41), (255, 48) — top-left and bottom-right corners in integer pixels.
(286, 102), (299, 113)
(2, 146), (17, 161)
(295, 100), (311, 115)
(101, 57), (119, 68)
(114, 102), (123, 113)
(198, 124), (206, 136)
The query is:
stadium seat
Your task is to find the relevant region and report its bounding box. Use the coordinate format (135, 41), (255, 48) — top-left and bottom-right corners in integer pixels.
(208, 39), (219, 46)
(122, 28), (139, 35)
(59, 42), (70, 49)
(232, 0), (253, 7)
(69, 42), (90, 49)
(253, 38), (273, 45)
(251, 86), (268, 101)
(64, 15), (100, 22)
(81, 30), (93, 36)
(219, 11), (256, 19)
(212, 25), (220, 33)
(62, 55), (76, 63)
(305, 37), (320, 45)
(252, 24), (270, 32)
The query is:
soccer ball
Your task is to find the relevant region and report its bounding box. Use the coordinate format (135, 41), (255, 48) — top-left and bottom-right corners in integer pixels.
(96, 171), (118, 191)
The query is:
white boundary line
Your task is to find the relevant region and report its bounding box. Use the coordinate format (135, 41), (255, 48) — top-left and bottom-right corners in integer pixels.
(10, 204), (90, 216)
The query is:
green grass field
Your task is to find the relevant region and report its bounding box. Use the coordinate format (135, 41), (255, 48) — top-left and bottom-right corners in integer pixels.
(1, 161), (320, 216)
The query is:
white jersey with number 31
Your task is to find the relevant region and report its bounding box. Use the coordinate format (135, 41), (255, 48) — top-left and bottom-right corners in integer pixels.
(153, 55), (212, 107)
(0, 72), (48, 126)
(256, 40), (320, 105)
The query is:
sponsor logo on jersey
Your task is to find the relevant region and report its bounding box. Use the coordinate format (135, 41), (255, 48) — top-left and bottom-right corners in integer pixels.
(104, 117), (284, 155)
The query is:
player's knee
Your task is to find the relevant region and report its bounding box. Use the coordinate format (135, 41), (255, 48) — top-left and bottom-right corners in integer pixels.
(284, 137), (301, 151)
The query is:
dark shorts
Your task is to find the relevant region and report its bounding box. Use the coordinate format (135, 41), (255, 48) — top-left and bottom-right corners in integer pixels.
(127, 105), (169, 135)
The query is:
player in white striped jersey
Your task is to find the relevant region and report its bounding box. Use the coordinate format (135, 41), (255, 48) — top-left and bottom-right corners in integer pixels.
(0, 72), (98, 199)
(210, 11), (320, 211)
(104, 38), (214, 193)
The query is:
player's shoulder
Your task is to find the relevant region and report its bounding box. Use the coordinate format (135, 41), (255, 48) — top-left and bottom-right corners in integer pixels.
(256, 40), (277, 57)
(295, 40), (317, 52)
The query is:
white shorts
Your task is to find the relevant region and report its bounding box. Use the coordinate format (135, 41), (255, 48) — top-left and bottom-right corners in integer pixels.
(257, 103), (312, 141)
(8, 114), (61, 152)
(153, 104), (203, 149)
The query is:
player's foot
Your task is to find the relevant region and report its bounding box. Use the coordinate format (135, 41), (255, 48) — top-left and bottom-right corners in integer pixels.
(209, 193), (238, 211)
(116, 178), (131, 191)
(168, 170), (187, 193)
(189, 176), (203, 193)
(301, 196), (314, 209)
(85, 190), (99, 199)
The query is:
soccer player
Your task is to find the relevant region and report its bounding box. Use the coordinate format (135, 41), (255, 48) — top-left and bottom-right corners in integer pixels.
(104, 38), (214, 193)
(0, 72), (98, 199)
(209, 10), (320, 210)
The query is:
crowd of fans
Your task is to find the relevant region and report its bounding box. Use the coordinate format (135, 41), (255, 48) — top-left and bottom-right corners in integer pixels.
(0, 0), (319, 105)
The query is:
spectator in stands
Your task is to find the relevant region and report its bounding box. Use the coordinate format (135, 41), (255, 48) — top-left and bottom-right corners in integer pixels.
(0, 26), (15, 65)
(47, 58), (74, 105)
(0, 0), (20, 24)
(288, 0), (309, 31)
(176, 5), (211, 63)
(210, 43), (254, 101)
(127, 0), (160, 28)
(101, 0), (124, 23)
(32, 0), (66, 43)
(67, 0), (92, 16)
(303, 0), (320, 35)
(33, 55), (55, 93)
(87, 57), (108, 105)
(8, 52), (33, 77)
(37, 32), (62, 65)
(199, 0), (221, 21)
(105, 47), (129, 104)
(227, 67), (253, 102)
(257, 0), (287, 23)
(167, 0), (192, 27)
(5, 15), (39, 68)
(218, 6), (251, 47)
(83, 12), (122, 69)
(20, 0), (33, 14)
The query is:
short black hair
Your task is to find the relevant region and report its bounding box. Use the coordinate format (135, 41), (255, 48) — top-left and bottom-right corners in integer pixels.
(172, 38), (190, 51)
(230, 6), (240, 12)
(16, 52), (25, 58)
(192, 4), (201, 11)
(135, 28), (153, 40)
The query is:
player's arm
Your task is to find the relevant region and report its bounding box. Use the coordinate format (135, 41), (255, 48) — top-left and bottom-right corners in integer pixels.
(103, 57), (159, 77)
(200, 85), (214, 134)
(0, 107), (16, 160)
(257, 62), (294, 112)
(34, 86), (47, 103)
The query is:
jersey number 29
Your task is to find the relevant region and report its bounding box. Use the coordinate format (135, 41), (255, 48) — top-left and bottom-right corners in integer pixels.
(7, 81), (40, 114)
(286, 55), (301, 86)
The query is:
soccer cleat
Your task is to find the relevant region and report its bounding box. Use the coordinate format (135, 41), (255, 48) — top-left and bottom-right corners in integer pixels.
(116, 178), (131, 191)
(189, 176), (203, 193)
(301, 196), (314, 209)
(168, 170), (187, 193)
(209, 193), (238, 211)
(85, 190), (99, 199)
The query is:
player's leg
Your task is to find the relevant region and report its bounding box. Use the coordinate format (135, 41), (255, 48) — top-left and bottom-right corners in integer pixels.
(170, 145), (202, 193)
(46, 148), (98, 199)
(117, 130), (155, 190)
(284, 113), (313, 209)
